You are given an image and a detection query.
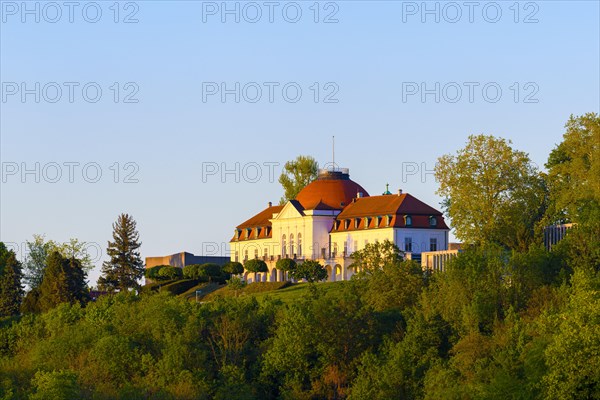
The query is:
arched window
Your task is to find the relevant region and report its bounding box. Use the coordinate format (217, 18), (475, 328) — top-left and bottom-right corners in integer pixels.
(405, 215), (412, 226)
(297, 233), (302, 256)
(282, 235), (287, 257)
(290, 234), (295, 257)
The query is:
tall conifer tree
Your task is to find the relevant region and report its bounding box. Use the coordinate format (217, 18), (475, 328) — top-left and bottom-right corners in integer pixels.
(99, 213), (144, 292)
(0, 247), (24, 317)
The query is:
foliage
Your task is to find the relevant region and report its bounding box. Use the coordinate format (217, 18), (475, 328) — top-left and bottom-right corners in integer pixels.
(0, 247), (24, 317)
(278, 155), (319, 204)
(223, 261), (244, 275)
(291, 260), (327, 283)
(227, 276), (246, 293)
(545, 112), (600, 224)
(144, 265), (165, 280)
(23, 235), (96, 290)
(98, 213), (144, 292)
(29, 370), (82, 400)
(349, 239), (403, 274)
(275, 258), (296, 282)
(243, 259), (268, 274)
(435, 134), (547, 250)
(157, 266), (183, 281)
(37, 252), (88, 313)
(160, 279), (200, 295)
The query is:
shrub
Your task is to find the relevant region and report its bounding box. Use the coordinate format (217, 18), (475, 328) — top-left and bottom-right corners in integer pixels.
(223, 261), (244, 275)
(157, 266), (183, 281)
(183, 264), (199, 280)
(144, 265), (165, 280)
(160, 279), (200, 295)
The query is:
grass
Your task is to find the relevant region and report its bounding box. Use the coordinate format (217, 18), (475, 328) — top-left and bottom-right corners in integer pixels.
(205, 281), (349, 304)
(179, 282), (221, 301)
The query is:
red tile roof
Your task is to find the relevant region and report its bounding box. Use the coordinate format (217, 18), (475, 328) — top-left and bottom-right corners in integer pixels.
(231, 205), (283, 241)
(333, 193), (449, 231)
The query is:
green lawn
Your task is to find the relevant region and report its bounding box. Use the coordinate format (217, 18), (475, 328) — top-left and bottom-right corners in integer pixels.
(209, 281), (349, 304)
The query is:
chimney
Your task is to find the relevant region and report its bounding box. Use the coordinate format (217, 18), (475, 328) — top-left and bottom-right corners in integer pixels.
(357, 192), (363, 198)
(268, 201), (272, 207)
(398, 189), (403, 196)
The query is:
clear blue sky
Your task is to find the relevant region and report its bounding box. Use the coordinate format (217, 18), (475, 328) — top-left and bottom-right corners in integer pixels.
(1, 0), (599, 286)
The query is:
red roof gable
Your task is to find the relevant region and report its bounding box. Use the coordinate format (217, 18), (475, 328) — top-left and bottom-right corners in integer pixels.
(333, 193), (449, 231)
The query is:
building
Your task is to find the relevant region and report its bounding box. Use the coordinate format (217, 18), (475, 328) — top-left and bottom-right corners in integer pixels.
(145, 252), (229, 269)
(421, 243), (462, 272)
(230, 168), (450, 282)
(543, 223), (574, 250)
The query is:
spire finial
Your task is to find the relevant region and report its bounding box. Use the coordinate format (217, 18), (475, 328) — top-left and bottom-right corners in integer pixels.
(383, 183), (392, 195)
(332, 135), (335, 171)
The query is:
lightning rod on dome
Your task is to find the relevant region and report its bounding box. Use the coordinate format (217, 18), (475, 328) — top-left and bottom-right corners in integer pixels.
(332, 135), (335, 172)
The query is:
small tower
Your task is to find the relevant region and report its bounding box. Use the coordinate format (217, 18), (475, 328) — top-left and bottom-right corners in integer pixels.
(382, 183), (392, 195)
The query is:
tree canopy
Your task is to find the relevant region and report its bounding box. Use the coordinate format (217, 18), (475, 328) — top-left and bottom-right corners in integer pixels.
(278, 155), (319, 204)
(435, 134), (547, 250)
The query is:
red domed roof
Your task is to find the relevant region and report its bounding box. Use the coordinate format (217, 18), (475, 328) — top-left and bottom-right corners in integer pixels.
(295, 170), (369, 210)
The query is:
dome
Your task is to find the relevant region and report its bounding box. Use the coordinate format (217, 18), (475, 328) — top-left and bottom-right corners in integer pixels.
(295, 169), (369, 210)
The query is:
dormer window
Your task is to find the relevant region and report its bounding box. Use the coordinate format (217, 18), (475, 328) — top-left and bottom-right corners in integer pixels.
(405, 215), (412, 227)
(345, 219), (350, 230)
(376, 216), (382, 227)
(235, 229), (242, 240)
(429, 216), (437, 227)
(364, 217), (371, 229)
(246, 228), (252, 238)
(354, 218), (360, 229)
(255, 227), (262, 237)
(386, 215), (392, 227)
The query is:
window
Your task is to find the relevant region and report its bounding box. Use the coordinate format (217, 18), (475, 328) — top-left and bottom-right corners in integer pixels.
(376, 216), (382, 227)
(264, 247), (268, 258)
(290, 234), (295, 256)
(332, 243), (338, 258)
(405, 215), (412, 226)
(345, 220), (350, 229)
(254, 249), (259, 259)
(404, 237), (412, 252)
(244, 249), (249, 261)
(343, 241), (348, 255)
(298, 234), (302, 256)
(355, 218), (360, 229)
(430, 238), (437, 251)
(386, 215), (392, 227)
(246, 228), (252, 238)
(282, 235), (287, 257)
(429, 216), (437, 227)
(235, 251), (239, 262)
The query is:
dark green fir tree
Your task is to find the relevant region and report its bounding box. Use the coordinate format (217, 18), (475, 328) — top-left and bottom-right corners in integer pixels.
(98, 213), (144, 292)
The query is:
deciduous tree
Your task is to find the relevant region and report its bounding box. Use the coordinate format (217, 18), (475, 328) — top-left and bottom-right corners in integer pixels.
(278, 155), (318, 204)
(435, 134), (546, 250)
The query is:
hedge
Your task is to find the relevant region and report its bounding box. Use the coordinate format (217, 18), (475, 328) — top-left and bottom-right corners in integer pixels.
(160, 279), (200, 295)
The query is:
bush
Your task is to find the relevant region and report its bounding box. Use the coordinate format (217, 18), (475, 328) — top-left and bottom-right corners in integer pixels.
(185, 263), (227, 283)
(160, 279), (200, 295)
(144, 265), (166, 280)
(183, 264), (199, 279)
(223, 261), (244, 275)
(157, 266), (183, 281)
